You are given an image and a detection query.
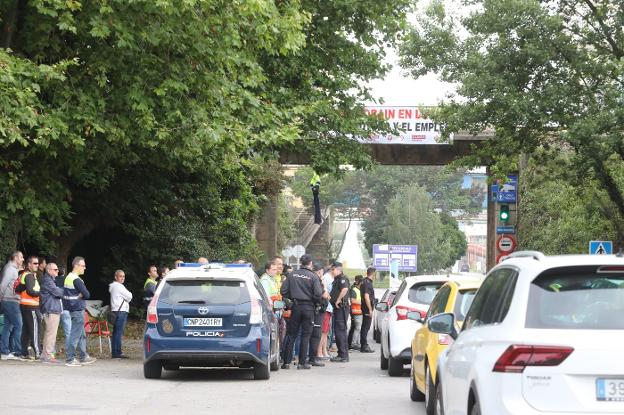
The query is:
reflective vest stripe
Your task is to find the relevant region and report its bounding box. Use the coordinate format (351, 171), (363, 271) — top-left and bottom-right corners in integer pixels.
(144, 278), (157, 290)
(19, 272), (40, 306)
(351, 286), (362, 315)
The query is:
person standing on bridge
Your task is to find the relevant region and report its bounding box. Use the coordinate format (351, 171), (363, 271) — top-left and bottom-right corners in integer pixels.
(280, 254), (323, 370)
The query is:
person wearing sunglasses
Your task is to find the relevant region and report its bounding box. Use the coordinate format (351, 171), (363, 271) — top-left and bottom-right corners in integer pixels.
(15, 255), (42, 361)
(39, 262), (64, 363)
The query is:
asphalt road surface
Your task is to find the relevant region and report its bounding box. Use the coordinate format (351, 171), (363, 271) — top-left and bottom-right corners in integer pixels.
(0, 343), (425, 415)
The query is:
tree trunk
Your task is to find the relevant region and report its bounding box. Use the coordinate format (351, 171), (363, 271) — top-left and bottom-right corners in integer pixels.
(55, 214), (100, 272)
(1, 0), (21, 49)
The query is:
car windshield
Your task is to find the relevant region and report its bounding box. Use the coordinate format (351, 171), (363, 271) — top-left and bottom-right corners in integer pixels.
(453, 289), (477, 322)
(526, 267), (624, 330)
(160, 279), (250, 305)
(408, 283), (443, 305)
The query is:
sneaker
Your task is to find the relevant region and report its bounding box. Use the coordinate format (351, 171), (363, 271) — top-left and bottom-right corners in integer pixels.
(41, 357), (61, 364)
(330, 356), (349, 363)
(297, 363), (312, 370)
(360, 346), (375, 353)
(65, 359), (82, 367)
(111, 355), (130, 359)
(80, 357), (97, 365)
(280, 363), (290, 370)
(19, 355), (35, 362)
(309, 360), (325, 367)
(1, 353), (19, 361)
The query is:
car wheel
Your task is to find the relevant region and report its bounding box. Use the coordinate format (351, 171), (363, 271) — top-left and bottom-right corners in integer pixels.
(470, 398), (481, 415)
(435, 379), (444, 415)
(270, 336), (280, 372)
(163, 363), (179, 371)
(410, 363), (425, 402)
(380, 342), (388, 370)
(144, 360), (162, 379)
(253, 354), (270, 380)
(425, 363), (435, 415)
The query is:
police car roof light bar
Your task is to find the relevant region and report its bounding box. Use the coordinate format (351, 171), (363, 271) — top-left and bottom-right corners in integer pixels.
(178, 262), (204, 267)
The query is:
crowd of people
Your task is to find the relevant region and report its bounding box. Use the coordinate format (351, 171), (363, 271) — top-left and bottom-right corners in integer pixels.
(0, 251), (377, 370)
(260, 254), (377, 370)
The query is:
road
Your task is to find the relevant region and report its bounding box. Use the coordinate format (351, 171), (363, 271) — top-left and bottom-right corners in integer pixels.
(0, 344), (425, 415)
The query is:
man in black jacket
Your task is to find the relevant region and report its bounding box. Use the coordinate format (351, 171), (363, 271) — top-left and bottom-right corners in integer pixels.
(329, 263), (350, 363)
(280, 254), (323, 370)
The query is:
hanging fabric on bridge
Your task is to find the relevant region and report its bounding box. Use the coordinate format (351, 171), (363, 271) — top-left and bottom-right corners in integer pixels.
(310, 173), (322, 224)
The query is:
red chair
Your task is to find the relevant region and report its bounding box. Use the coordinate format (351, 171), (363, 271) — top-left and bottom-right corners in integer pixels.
(84, 312), (111, 354)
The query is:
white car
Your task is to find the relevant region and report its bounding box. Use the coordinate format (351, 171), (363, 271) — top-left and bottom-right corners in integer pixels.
(373, 288), (397, 343)
(431, 251), (624, 415)
(378, 275), (451, 376)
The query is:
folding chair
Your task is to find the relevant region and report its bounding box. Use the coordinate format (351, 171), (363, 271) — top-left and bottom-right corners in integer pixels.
(84, 311), (111, 354)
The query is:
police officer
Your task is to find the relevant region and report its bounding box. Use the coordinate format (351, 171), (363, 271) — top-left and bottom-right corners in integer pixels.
(329, 262), (350, 362)
(143, 265), (158, 308)
(307, 263), (329, 367)
(280, 254), (323, 370)
(360, 267), (377, 353)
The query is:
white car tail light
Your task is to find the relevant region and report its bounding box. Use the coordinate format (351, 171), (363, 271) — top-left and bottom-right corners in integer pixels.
(493, 345), (574, 373)
(250, 299), (263, 324)
(146, 294), (159, 324)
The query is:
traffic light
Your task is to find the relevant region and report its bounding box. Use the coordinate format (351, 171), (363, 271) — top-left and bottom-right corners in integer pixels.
(499, 204), (510, 222)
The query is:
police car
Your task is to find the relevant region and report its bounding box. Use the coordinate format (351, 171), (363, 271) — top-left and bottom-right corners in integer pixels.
(143, 263), (282, 380)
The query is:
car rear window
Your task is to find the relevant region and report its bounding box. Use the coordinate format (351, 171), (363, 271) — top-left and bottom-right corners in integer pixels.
(408, 283), (443, 305)
(453, 289), (477, 322)
(526, 267), (624, 330)
(160, 279), (250, 305)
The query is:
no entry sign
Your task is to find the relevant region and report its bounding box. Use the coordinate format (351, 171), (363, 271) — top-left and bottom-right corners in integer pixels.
(497, 235), (517, 253)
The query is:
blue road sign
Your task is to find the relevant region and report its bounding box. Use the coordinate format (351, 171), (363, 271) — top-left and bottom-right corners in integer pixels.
(496, 175), (517, 203)
(373, 244), (418, 272)
(496, 226), (516, 235)
(589, 241), (613, 255)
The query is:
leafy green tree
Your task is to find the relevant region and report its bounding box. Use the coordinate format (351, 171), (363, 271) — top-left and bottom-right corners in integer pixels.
(400, 0), (624, 239)
(383, 185), (466, 272)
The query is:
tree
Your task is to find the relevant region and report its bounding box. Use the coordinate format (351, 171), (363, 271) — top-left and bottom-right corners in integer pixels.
(0, 0), (308, 264)
(400, 0), (624, 239)
(383, 185), (466, 273)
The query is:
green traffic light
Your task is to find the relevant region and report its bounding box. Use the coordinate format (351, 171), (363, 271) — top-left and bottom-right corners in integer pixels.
(500, 205), (510, 222)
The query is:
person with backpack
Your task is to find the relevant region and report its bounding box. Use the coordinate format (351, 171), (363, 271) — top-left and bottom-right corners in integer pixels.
(0, 251), (24, 360)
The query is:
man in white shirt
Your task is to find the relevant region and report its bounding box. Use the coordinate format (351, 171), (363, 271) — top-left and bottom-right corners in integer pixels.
(109, 270), (133, 359)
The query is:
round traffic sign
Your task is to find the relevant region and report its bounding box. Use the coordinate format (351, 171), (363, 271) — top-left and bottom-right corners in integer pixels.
(497, 235), (517, 253)
(496, 253), (510, 264)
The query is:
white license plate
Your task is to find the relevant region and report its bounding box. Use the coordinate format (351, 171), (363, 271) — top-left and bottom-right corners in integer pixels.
(184, 317), (222, 327)
(597, 378), (624, 402)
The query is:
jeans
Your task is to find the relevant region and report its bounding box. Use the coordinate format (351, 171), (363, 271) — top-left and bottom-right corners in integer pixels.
(61, 309), (86, 355)
(111, 311), (128, 357)
(66, 310), (87, 362)
(348, 314), (363, 348)
(1, 301), (22, 355)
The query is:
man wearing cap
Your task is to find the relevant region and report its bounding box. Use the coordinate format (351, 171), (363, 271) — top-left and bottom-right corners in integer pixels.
(280, 254), (323, 370)
(329, 262), (350, 362)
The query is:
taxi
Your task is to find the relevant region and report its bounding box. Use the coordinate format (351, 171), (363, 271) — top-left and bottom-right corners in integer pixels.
(408, 278), (482, 413)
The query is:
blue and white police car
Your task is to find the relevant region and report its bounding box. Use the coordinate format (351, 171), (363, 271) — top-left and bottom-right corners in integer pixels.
(143, 263), (282, 380)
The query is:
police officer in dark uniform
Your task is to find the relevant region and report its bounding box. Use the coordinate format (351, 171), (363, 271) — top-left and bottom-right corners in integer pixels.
(329, 262), (350, 362)
(360, 267), (377, 353)
(280, 254), (323, 370)
(307, 262), (329, 367)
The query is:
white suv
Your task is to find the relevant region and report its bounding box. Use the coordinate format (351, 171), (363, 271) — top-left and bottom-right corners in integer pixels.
(431, 252), (624, 415)
(378, 275), (451, 376)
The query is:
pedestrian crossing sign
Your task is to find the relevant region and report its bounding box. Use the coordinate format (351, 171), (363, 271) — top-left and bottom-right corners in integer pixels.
(589, 241), (613, 255)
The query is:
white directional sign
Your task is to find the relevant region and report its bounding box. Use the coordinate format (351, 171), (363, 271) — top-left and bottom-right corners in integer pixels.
(293, 245), (306, 258)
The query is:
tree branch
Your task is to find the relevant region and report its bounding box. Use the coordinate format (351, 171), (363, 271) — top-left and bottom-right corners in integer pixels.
(582, 0), (624, 59)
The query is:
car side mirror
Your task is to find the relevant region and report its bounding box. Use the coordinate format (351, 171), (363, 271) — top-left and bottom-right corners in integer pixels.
(406, 311), (423, 323)
(427, 313), (458, 340)
(273, 300), (285, 310)
(375, 302), (388, 312)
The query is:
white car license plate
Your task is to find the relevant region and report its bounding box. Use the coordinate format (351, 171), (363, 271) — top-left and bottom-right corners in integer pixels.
(184, 317), (222, 327)
(596, 378), (624, 402)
